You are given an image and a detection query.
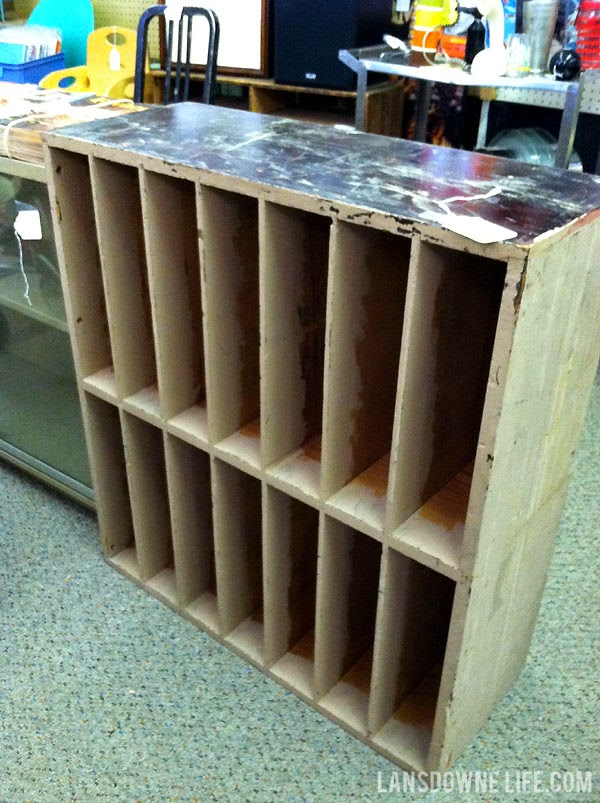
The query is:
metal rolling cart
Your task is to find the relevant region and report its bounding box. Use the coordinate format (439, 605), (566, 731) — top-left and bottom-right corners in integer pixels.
(339, 44), (600, 170)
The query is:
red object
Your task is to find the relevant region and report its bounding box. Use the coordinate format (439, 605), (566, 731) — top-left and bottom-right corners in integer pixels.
(441, 32), (467, 59)
(576, 0), (600, 68)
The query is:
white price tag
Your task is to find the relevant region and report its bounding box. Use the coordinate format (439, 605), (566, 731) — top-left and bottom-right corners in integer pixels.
(109, 46), (121, 72)
(442, 214), (518, 243)
(423, 211), (517, 244)
(14, 209), (42, 241)
(164, 0), (184, 24)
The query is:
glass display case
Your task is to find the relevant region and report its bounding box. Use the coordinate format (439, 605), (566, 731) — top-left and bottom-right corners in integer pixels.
(0, 155), (92, 505)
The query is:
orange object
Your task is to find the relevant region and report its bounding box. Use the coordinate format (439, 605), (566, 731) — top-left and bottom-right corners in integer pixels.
(411, 25), (441, 65)
(441, 31), (467, 59)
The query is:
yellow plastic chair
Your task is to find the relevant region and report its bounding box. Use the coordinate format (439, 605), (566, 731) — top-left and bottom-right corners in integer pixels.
(39, 27), (138, 99)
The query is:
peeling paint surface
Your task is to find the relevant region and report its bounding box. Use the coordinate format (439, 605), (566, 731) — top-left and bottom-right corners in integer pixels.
(45, 104), (600, 247)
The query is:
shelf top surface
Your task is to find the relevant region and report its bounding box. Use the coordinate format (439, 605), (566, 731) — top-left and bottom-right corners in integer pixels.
(44, 103), (600, 247)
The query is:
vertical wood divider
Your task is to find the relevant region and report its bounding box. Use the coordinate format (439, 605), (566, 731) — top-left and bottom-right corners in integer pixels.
(320, 220), (346, 499)
(321, 221), (410, 511)
(164, 435), (214, 608)
(140, 170), (205, 421)
(259, 201), (330, 487)
(211, 459), (264, 658)
(89, 158), (156, 401)
(259, 199), (306, 467)
(200, 186), (260, 451)
(386, 238), (505, 532)
(314, 515), (349, 698)
(82, 393), (133, 557)
(263, 485), (292, 667)
(46, 149), (112, 381)
(263, 487), (319, 696)
(120, 413), (172, 581)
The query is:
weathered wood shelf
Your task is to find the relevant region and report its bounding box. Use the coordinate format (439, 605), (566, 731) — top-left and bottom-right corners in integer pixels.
(44, 103), (600, 775)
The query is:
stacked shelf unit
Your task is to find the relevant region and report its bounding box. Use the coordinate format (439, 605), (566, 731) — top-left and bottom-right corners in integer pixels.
(44, 104), (600, 774)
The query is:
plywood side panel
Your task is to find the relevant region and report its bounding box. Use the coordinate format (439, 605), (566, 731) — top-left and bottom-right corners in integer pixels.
(430, 220), (600, 770)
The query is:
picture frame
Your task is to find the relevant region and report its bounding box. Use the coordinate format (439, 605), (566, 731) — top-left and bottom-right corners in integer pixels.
(158, 0), (271, 76)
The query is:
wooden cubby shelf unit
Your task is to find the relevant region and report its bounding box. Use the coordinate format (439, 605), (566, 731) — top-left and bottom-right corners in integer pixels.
(45, 104), (600, 774)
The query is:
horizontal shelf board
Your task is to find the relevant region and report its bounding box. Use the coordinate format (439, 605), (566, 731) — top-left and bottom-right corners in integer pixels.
(185, 592), (220, 637)
(167, 404), (209, 448)
(390, 469), (472, 580)
(146, 567), (178, 607)
(82, 367), (118, 402)
(122, 386), (162, 424)
(266, 436), (322, 502)
(326, 454), (390, 538)
(371, 666), (441, 772)
(270, 652), (314, 699)
(225, 615), (265, 665)
(213, 418), (261, 471)
(0, 271), (67, 331)
(108, 546), (141, 580)
(289, 630), (316, 662)
(319, 651), (373, 735)
(226, 623), (265, 664)
(319, 683), (370, 736)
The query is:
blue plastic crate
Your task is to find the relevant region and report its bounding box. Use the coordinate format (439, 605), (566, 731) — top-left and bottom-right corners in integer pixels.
(0, 52), (65, 84)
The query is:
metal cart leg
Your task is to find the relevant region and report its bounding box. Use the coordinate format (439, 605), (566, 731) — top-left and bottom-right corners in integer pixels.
(414, 80), (432, 142)
(555, 81), (582, 169)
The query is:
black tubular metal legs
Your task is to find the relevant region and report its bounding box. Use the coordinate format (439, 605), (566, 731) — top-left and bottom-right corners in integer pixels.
(134, 5), (220, 105)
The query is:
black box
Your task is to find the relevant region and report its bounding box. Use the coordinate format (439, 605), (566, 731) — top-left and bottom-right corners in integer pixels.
(273, 0), (393, 90)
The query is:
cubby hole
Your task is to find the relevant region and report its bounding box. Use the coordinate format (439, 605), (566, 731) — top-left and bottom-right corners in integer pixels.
(164, 436), (218, 632)
(315, 518), (382, 734)
(323, 223), (411, 534)
(90, 158), (158, 417)
(83, 394), (133, 558)
(212, 460), (264, 660)
(369, 550), (455, 771)
(141, 172), (207, 438)
(201, 187), (261, 468)
(120, 413), (173, 590)
(261, 202), (331, 501)
(48, 149), (114, 398)
(264, 488), (319, 698)
(389, 244), (506, 571)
